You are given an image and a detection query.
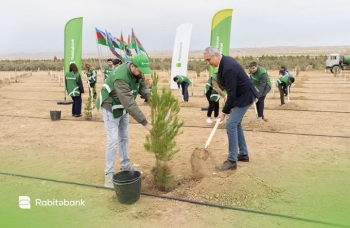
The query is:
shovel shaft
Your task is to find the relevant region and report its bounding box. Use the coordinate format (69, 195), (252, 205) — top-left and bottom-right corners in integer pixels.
(204, 120), (221, 149)
(253, 102), (258, 117)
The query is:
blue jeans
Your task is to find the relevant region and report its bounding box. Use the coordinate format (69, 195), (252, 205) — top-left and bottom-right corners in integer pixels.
(226, 104), (251, 162)
(102, 108), (130, 174)
(181, 82), (189, 101)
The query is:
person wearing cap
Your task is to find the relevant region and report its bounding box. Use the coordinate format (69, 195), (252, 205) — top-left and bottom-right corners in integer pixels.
(173, 75), (191, 102)
(276, 72), (295, 105)
(103, 58), (114, 81)
(249, 61), (271, 120)
(96, 54), (153, 188)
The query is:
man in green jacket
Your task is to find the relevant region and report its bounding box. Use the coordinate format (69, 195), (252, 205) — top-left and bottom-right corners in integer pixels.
(276, 73), (295, 105)
(103, 58), (114, 81)
(96, 54), (153, 188)
(249, 62), (271, 120)
(173, 75), (191, 102)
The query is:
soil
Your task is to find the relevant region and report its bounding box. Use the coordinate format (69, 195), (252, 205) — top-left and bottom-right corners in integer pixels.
(1, 70), (350, 228)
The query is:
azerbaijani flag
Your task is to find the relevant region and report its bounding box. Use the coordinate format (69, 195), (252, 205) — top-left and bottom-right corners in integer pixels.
(131, 28), (141, 54)
(136, 36), (147, 53)
(95, 27), (107, 46)
(119, 31), (126, 49)
(106, 30), (122, 59)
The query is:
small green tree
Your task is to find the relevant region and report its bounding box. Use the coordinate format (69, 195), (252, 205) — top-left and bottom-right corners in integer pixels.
(84, 85), (95, 120)
(195, 65), (200, 77)
(144, 72), (184, 191)
(296, 66), (300, 77)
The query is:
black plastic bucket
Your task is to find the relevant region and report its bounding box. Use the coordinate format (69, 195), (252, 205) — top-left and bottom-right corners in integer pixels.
(50, 110), (61, 121)
(113, 170), (141, 204)
(201, 106), (209, 111)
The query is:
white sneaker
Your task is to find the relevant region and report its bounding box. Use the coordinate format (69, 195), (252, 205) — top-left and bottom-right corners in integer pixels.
(104, 173), (114, 188)
(206, 117), (213, 124)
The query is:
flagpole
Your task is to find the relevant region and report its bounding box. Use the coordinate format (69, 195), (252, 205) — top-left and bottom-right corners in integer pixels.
(95, 34), (104, 75)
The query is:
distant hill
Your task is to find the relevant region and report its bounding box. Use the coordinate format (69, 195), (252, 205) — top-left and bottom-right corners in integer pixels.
(1, 46), (350, 60)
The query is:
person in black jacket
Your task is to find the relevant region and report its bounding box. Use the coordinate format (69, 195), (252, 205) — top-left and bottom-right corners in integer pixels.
(203, 46), (258, 171)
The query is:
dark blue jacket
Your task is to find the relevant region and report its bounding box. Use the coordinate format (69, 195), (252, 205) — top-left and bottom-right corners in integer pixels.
(217, 55), (258, 114)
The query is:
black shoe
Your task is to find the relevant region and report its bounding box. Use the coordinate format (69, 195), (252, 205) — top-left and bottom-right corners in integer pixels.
(72, 114), (75, 116)
(216, 160), (237, 170)
(75, 114), (82, 117)
(238, 154), (249, 162)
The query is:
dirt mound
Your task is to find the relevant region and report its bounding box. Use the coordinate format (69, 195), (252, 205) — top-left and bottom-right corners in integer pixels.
(190, 148), (217, 180)
(293, 83), (305, 88)
(243, 118), (285, 132)
(293, 96), (308, 100)
(161, 79), (169, 83)
(276, 102), (306, 110)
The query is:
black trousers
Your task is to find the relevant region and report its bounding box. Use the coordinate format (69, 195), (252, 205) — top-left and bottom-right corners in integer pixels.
(71, 96), (82, 115)
(256, 95), (266, 118)
(278, 85), (285, 105)
(206, 91), (219, 118)
(181, 82), (189, 101)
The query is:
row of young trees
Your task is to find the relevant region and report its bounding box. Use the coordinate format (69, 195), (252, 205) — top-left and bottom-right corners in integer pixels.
(0, 55), (327, 72)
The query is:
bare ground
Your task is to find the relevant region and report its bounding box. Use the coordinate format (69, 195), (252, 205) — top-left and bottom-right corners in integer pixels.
(1, 70), (350, 228)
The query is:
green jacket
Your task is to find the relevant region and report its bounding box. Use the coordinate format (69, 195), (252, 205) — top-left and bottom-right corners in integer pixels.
(65, 72), (83, 97)
(96, 63), (144, 119)
(86, 69), (97, 84)
(103, 66), (114, 81)
(176, 75), (191, 88)
(276, 74), (292, 87)
(250, 66), (271, 98)
(204, 74), (221, 102)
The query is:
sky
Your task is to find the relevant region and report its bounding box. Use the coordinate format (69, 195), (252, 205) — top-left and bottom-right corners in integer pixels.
(1, 0), (350, 56)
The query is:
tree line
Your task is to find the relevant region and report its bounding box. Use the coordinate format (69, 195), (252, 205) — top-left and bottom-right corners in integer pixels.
(0, 55), (327, 72)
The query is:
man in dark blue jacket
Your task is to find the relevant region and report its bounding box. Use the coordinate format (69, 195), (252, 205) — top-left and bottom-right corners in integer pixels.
(203, 46), (258, 171)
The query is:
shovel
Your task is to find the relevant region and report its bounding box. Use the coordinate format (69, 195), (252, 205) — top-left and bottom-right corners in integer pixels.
(253, 101), (258, 119)
(204, 119), (221, 149)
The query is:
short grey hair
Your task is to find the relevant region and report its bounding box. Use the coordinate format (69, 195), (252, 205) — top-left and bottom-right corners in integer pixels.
(203, 46), (221, 56)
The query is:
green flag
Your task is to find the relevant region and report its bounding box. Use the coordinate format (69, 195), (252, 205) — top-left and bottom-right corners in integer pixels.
(64, 17), (83, 75)
(209, 9), (233, 75)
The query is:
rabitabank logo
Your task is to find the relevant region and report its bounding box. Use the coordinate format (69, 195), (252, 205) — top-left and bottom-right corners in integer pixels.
(19, 196), (31, 209)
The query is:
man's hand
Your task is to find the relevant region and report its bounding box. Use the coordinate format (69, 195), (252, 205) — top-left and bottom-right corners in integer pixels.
(144, 123), (153, 131)
(255, 98), (258, 103)
(217, 112), (226, 122)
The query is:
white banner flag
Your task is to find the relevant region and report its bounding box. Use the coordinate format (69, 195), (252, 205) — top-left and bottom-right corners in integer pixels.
(170, 23), (193, 89)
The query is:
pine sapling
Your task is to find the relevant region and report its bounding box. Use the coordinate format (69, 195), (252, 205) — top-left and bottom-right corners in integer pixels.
(144, 72), (184, 191)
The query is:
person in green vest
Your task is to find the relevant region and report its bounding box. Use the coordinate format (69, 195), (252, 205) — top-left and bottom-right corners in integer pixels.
(85, 63), (97, 99)
(95, 54), (153, 188)
(65, 63), (84, 117)
(173, 75), (191, 102)
(276, 71), (295, 105)
(103, 58), (114, 81)
(249, 62), (271, 120)
(204, 73), (226, 123)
